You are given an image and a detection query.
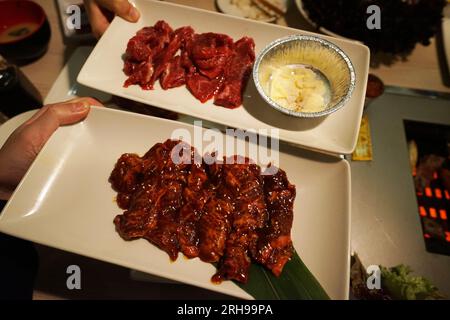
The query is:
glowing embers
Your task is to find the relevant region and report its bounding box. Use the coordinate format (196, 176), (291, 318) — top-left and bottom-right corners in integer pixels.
(405, 120), (450, 256)
(429, 208), (437, 219)
(418, 206), (448, 221)
(419, 206), (427, 217)
(415, 186), (450, 255)
(423, 187), (445, 199)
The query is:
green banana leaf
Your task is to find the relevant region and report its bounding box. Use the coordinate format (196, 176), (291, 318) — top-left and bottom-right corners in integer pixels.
(237, 250), (330, 300)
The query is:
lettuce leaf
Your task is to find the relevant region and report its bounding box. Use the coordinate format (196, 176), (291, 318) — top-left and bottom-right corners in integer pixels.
(381, 265), (445, 300)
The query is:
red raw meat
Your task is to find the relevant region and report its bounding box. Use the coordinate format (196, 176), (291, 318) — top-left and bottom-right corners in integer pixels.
(143, 20), (173, 54)
(190, 33), (233, 60)
(125, 21), (172, 63)
(186, 73), (223, 103)
(122, 21), (255, 108)
(190, 33), (234, 80)
(124, 21), (173, 89)
(123, 60), (137, 76)
(160, 55), (186, 89)
(214, 37), (255, 109)
(125, 37), (152, 62)
(124, 61), (154, 89)
(149, 26), (194, 89)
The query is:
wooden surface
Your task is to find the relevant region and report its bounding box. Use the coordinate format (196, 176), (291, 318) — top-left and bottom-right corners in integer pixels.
(13, 0), (450, 300)
(21, 0), (450, 100)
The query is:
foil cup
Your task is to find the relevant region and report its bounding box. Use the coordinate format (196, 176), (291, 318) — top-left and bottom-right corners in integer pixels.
(253, 35), (356, 118)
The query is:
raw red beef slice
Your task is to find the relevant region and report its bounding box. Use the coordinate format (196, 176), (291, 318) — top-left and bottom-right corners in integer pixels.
(186, 73), (223, 103)
(214, 37), (255, 109)
(160, 55), (186, 89)
(123, 21), (174, 89)
(190, 33), (234, 80)
(150, 26), (194, 89)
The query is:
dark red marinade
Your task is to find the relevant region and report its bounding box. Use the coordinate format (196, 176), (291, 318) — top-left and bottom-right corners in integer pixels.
(110, 139), (296, 283)
(123, 20), (255, 109)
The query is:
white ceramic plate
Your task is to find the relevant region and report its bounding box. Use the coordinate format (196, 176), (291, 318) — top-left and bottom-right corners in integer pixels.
(45, 46), (112, 104)
(0, 107), (351, 299)
(77, 0), (370, 155)
(216, 0), (278, 23)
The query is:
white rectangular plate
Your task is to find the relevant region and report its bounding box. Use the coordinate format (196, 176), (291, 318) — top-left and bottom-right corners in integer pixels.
(0, 107), (350, 299)
(77, 0), (370, 155)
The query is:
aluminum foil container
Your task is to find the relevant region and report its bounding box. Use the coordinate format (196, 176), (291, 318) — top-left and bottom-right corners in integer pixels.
(253, 35), (356, 118)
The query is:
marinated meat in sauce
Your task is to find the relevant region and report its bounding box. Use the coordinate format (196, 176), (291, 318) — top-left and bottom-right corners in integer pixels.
(123, 21), (255, 108)
(252, 168), (295, 276)
(212, 156), (268, 284)
(110, 140), (296, 283)
(178, 163), (210, 258)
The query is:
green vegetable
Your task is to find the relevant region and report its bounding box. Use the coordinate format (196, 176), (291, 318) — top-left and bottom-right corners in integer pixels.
(237, 250), (330, 300)
(381, 264), (445, 300)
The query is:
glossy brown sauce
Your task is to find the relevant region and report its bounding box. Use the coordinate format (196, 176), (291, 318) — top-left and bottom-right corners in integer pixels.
(110, 140), (295, 283)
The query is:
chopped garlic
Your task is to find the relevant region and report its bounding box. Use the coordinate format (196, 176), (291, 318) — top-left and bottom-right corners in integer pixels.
(269, 65), (329, 113)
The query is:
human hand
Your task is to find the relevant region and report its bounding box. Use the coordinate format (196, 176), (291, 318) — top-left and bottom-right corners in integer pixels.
(0, 98), (102, 200)
(84, 0), (140, 39)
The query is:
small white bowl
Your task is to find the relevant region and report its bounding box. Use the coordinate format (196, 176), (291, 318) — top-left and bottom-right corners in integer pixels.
(253, 35), (356, 118)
